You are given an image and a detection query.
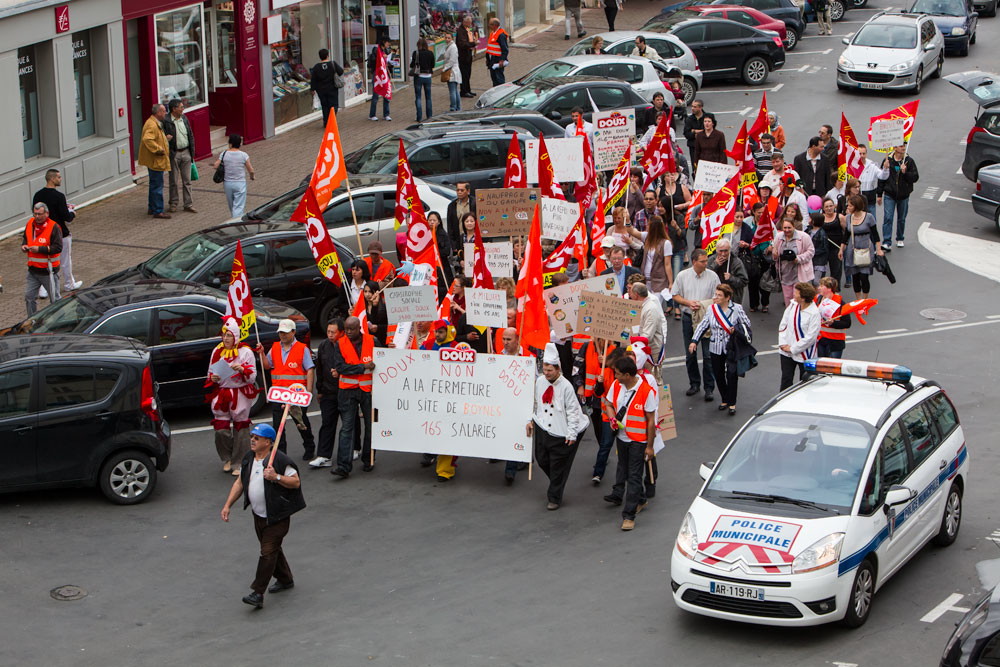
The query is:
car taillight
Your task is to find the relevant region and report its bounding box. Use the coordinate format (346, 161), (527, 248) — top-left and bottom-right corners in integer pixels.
(967, 126), (986, 144)
(693, 54), (700, 70)
(141, 365), (160, 422)
(977, 180), (982, 191)
(773, 36), (783, 48)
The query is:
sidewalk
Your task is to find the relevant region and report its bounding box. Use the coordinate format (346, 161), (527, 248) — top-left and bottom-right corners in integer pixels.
(0, 6), (640, 328)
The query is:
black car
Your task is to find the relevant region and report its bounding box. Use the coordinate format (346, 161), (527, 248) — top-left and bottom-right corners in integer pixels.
(657, 18), (786, 85)
(946, 71), (1000, 181)
(93, 222), (359, 329)
(941, 586), (1000, 666)
(345, 126), (532, 192)
(489, 76), (653, 133)
(710, 0), (807, 42)
(2, 280), (310, 412)
(405, 108), (566, 138)
(0, 334), (170, 504)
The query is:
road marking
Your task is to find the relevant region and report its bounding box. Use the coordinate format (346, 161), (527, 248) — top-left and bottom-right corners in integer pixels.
(740, 106), (753, 116)
(932, 320), (965, 326)
(938, 189), (950, 202)
(957, 167), (964, 175)
(919, 222), (1000, 284)
(947, 195), (972, 203)
(800, 33), (850, 39)
(922, 186), (940, 200)
(920, 593), (970, 623)
(877, 328), (907, 334)
(987, 529), (1000, 543)
(987, 314), (1000, 319)
(772, 83), (784, 92)
(786, 49), (832, 55)
(698, 84), (782, 93)
(831, 663), (859, 667)
(960, 139), (967, 145)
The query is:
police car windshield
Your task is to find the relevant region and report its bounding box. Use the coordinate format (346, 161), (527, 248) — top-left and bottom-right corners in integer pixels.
(703, 412), (873, 515)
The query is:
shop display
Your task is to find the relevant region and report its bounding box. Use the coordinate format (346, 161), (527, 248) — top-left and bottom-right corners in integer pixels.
(270, 0), (328, 126)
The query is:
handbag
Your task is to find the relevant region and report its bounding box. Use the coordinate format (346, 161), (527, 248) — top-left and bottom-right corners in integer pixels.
(334, 70), (345, 88)
(759, 263), (782, 293)
(440, 68), (452, 83)
(408, 51), (418, 78)
(850, 216), (872, 268)
(213, 150), (227, 184)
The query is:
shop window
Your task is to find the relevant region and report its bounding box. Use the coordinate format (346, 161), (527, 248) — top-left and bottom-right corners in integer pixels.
(418, 0), (492, 68)
(19, 45), (41, 159)
(368, 0), (403, 80)
(341, 0), (368, 103)
(72, 32), (96, 139)
(155, 5), (208, 108)
(212, 2), (238, 88)
(272, 0), (330, 126)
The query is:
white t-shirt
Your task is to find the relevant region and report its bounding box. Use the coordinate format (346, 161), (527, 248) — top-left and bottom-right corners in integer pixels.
(247, 458), (298, 518)
(220, 149), (250, 183)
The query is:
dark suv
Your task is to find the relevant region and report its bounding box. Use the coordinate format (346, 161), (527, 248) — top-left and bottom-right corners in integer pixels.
(711, 0), (807, 41)
(0, 334), (170, 504)
(946, 71), (1000, 181)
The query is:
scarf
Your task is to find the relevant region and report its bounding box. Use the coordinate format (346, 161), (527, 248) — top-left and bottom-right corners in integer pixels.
(215, 343), (240, 361)
(542, 384), (554, 405)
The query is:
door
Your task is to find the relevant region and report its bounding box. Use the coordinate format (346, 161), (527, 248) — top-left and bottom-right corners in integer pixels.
(0, 366), (37, 487)
(898, 402), (946, 545)
(672, 24), (714, 73)
(875, 421), (920, 575)
(34, 364), (122, 483)
(457, 138), (506, 190)
(705, 22), (748, 75)
(150, 304), (223, 404)
(269, 235), (327, 315)
(323, 192), (384, 260)
(201, 241), (269, 296)
(126, 19), (144, 162)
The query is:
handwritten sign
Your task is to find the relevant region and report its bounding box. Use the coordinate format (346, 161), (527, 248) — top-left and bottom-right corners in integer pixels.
(372, 348), (535, 461)
(383, 285), (438, 324)
(576, 290), (639, 343)
(544, 275), (620, 340)
(465, 287), (508, 329)
(463, 241), (514, 278)
(475, 188), (539, 236)
(657, 383), (676, 443)
(593, 109), (637, 171)
(540, 196), (580, 242)
(525, 136), (584, 183)
(693, 160), (740, 193)
(868, 119), (906, 151)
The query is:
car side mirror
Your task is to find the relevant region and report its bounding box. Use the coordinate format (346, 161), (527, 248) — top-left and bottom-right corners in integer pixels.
(548, 110), (562, 121)
(923, 43), (935, 51)
(699, 461), (715, 481)
(211, 277), (222, 287)
(842, 37), (850, 45)
(884, 484), (916, 507)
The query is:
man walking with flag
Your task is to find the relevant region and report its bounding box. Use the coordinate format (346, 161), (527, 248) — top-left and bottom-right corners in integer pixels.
(368, 37), (393, 121)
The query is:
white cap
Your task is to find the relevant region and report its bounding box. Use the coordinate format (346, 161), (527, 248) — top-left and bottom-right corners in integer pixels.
(542, 342), (560, 366)
(277, 319), (296, 333)
(600, 236), (616, 249)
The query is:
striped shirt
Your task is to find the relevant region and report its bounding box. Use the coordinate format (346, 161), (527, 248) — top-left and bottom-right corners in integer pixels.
(692, 302), (751, 355)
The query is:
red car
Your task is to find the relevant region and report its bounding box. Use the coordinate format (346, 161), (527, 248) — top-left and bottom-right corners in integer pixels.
(680, 5), (791, 48)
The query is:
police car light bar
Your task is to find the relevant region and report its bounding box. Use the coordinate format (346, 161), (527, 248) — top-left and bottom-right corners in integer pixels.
(804, 358), (913, 383)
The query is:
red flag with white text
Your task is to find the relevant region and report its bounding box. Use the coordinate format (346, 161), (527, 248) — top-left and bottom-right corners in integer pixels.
(747, 92), (768, 141)
(838, 113), (865, 182)
(289, 185), (344, 287)
(373, 46), (392, 100)
(684, 189), (703, 230)
(700, 173), (739, 253)
(750, 202), (775, 249)
(504, 132), (526, 189)
(472, 221), (494, 289)
(641, 113), (675, 191)
(537, 134), (565, 200)
(576, 133), (598, 210)
(517, 205), (550, 350)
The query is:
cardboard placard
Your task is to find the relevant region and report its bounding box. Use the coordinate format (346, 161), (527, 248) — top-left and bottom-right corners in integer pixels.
(868, 119), (906, 151)
(475, 188), (540, 237)
(462, 241), (514, 278)
(575, 290), (640, 343)
(544, 275), (621, 340)
(540, 196), (580, 242)
(465, 287), (508, 329)
(525, 136), (584, 183)
(657, 383), (677, 442)
(383, 285), (438, 324)
(593, 108), (637, 172)
(372, 348), (535, 461)
(693, 161), (740, 193)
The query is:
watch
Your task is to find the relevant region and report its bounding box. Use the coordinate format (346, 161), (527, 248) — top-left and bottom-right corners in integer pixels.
(276, 475), (281, 483)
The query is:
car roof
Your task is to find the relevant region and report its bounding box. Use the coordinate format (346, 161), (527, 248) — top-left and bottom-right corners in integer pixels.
(592, 29), (686, 42)
(866, 11), (925, 24)
(549, 54), (655, 66)
(0, 334), (148, 364)
(380, 125), (521, 143)
(761, 374), (932, 426)
(67, 280), (226, 314)
(527, 75), (632, 88)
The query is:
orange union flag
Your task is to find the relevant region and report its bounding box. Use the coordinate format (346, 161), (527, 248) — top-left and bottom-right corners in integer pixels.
(290, 186), (344, 287)
(305, 110), (348, 211)
(868, 100), (919, 153)
(226, 240), (256, 340)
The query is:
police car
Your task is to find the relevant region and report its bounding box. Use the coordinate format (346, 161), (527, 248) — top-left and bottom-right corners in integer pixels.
(670, 359), (968, 627)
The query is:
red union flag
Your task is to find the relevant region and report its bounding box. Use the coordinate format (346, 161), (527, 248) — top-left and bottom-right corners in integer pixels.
(537, 134), (565, 200)
(290, 186), (344, 286)
(603, 144), (632, 217)
(472, 220), (494, 289)
(225, 240), (257, 341)
(576, 133), (598, 210)
(373, 45), (392, 100)
(747, 91), (769, 141)
(838, 113), (865, 182)
(504, 132), (526, 189)
(304, 109), (348, 211)
(868, 100), (919, 152)
(542, 208), (585, 273)
(700, 173), (739, 253)
(641, 112), (675, 191)
(750, 201), (775, 249)
(685, 189), (703, 231)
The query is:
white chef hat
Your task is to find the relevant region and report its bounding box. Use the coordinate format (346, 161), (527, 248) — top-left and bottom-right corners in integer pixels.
(542, 342), (560, 366)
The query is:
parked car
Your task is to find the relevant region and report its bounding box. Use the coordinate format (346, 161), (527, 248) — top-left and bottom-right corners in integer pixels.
(908, 0), (978, 56)
(972, 164), (1000, 231)
(946, 70), (1000, 181)
(709, 0), (807, 42)
(406, 109), (565, 137)
(971, 0), (997, 18)
(2, 280), (311, 413)
(803, 0), (851, 25)
(344, 127), (526, 193)
(642, 5), (792, 49)
(0, 334), (170, 504)
(941, 585), (1000, 666)
(652, 18), (786, 86)
(489, 76), (654, 132)
(837, 12), (944, 93)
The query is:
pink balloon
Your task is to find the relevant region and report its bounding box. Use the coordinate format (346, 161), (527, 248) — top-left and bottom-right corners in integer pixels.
(807, 195), (823, 212)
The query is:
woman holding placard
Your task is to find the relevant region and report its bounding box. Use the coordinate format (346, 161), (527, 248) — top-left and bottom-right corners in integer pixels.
(207, 318), (260, 475)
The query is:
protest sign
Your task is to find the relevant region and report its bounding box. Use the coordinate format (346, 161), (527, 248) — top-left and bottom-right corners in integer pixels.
(544, 275), (620, 340)
(463, 240), (514, 277)
(372, 348), (535, 461)
(525, 137), (584, 183)
(383, 285), (438, 324)
(869, 119), (906, 151)
(593, 109), (637, 171)
(693, 161), (740, 193)
(657, 383), (677, 442)
(575, 290), (639, 343)
(475, 188), (539, 236)
(540, 196), (580, 241)
(466, 287), (508, 329)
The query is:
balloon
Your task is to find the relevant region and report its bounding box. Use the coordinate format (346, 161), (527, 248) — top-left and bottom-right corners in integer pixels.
(807, 195), (823, 212)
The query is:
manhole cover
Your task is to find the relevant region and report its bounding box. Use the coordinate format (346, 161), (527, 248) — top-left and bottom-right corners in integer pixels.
(919, 308), (966, 321)
(50, 585), (87, 601)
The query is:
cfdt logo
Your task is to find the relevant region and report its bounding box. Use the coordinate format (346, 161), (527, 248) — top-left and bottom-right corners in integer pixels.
(440, 348), (475, 363)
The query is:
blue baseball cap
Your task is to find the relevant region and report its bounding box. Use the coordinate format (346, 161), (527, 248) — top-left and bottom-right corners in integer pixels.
(250, 423), (276, 440)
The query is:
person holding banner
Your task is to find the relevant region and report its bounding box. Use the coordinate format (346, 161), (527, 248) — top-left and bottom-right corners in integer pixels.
(876, 145), (918, 250)
(256, 320), (316, 461)
(331, 316), (377, 477)
(207, 318), (260, 475)
(689, 284), (750, 416)
(601, 247), (640, 296)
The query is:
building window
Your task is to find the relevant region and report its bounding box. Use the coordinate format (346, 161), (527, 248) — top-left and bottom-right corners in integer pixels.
(418, 0), (492, 68)
(212, 2), (238, 88)
(155, 5), (208, 108)
(19, 45), (40, 159)
(341, 0), (368, 104)
(72, 31), (96, 139)
(271, 0), (329, 126)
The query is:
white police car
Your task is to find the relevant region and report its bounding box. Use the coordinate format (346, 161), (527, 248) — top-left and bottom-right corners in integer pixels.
(670, 359), (968, 627)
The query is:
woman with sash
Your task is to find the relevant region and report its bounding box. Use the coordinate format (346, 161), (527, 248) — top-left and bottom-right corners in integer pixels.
(689, 284), (751, 416)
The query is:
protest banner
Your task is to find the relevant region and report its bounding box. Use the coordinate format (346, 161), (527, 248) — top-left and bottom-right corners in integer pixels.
(869, 119), (906, 151)
(593, 108), (637, 171)
(525, 137), (584, 183)
(466, 287), (508, 328)
(475, 188), (540, 236)
(544, 275), (620, 339)
(383, 285), (438, 324)
(463, 241), (514, 277)
(693, 160), (740, 193)
(540, 196), (580, 242)
(575, 290), (640, 343)
(372, 348), (535, 461)
(657, 383), (677, 442)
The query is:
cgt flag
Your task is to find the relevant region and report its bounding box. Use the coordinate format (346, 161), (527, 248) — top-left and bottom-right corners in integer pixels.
(750, 200), (775, 249)
(700, 173), (739, 253)
(225, 240), (257, 340)
(868, 100), (919, 152)
(471, 220), (494, 289)
(373, 45), (393, 101)
(504, 132), (527, 188)
(747, 91), (768, 141)
(394, 139), (418, 230)
(603, 143), (632, 217)
(290, 186), (345, 286)
(302, 108), (348, 211)
(576, 131), (598, 210)
(838, 112), (865, 182)
(537, 133), (565, 200)
(641, 112), (675, 191)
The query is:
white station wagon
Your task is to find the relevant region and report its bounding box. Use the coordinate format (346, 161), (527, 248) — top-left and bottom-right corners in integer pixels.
(671, 359), (968, 627)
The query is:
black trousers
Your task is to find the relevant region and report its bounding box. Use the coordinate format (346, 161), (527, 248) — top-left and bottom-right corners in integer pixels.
(710, 352), (738, 406)
(604, 5), (618, 30)
(534, 426), (579, 504)
(779, 354), (808, 391)
(336, 389), (372, 472)
(273, 403), (314, 455)
(611, 439), (647, 520)
(252, 514), (292, 594)
(827, 252), (843, 289)
(459, 52), (473, 95)
(748, 273), (771, 310)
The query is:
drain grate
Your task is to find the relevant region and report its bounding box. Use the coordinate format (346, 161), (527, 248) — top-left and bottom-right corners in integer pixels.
(919, 308), (966, 321)
(50, 585), (87, 601)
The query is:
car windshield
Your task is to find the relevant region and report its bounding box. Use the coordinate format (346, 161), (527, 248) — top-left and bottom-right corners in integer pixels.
(521, 60), (577, 83)
(16, 296), (101, 335)
(144, 233), (224, 280)
(643, 11), (702, 30)
(493, 83), (562, 109)
(346, 134), (409, 174)
(911, 0), (966, 14)
(565, 39), (593, 56)
(852, 24), (918, 48)
(702, 412), (873, 515)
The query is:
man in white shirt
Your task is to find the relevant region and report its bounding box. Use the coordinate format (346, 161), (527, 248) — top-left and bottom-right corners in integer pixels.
(671, 249), (720, 401)
(631, 35), (662, 62)
(857, 144), (887, 209)
(630, 283), (666, 379)
(564, 107), (594, 148)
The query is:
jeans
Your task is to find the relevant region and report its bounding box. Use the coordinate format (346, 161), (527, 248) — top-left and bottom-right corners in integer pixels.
(251, 514), (293, 595)
(224, 181), (248, 218)
(273, 402), (314, 456)
(682, 312), (714, 392)
(336, 389), (372, 472)
(369, 88), (390, 118)
(25, 269), (60, 316)
(447, 81), (461, 111)
(882, 194), (908, 243)
(593, 420), (616, 478)
(817, 339), (844, 359)
(318, 91), (338, 124)
(148, 169), (165, 214)
(414, 75), (432, 121)
(611, 439), (647, 520)
(489, 64), (505, 86)
(534, 426), (579, 505)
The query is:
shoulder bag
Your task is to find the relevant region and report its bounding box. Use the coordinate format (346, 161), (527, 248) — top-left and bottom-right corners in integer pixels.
(212, 150), (227, 184)
(441, 67), (452, 83)
(851, 216), (871, 268)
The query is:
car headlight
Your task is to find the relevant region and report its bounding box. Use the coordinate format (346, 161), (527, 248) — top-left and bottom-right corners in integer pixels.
(676, 512), (699, 559)
(888, 61), (913, 72)
(943, 591), (992, 659)
(838, 55), (855, 69)
(791, 533), (845, 573)
(952, 27), (967, 35)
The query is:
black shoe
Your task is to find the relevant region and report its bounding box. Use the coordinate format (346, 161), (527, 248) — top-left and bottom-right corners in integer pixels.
(578, 31), (587, 37)
(461, 92), (476, 98)
(685, 386), (700, 396)
(718, 403), (728, 411)
(331, 468), (349, 478)
(420, 453), (436, 467)
(268, 581), (294, 594)
(505, 472), (515, 486)
(565, 34), (570, 40)
(603, 494), (622, 506)
(302, 448), (315, 461)
(437, 475), (450, 482)
(362, 463), (374, 472)
(242, 592), (263, 609)
(704, 393), (714, 402)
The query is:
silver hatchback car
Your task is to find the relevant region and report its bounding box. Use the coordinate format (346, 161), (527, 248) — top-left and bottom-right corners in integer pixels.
(836, 12), (944, 93)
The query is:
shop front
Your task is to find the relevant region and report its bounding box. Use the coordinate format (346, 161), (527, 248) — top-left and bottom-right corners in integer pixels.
(418, 0), (493, 66)
(0, 0), (133, 237)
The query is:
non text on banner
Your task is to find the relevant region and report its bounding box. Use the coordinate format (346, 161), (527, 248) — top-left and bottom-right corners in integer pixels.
(463, 241), (513, 277)
(593, 108), (637, 171)
(544, 275), (620, 340)
(475, 188), (539, 236)
(465, 287), (508, 328)
(525, 137), (584, 183)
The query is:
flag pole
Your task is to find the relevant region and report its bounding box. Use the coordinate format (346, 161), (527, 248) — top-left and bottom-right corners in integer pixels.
(344, 175), (365, 256)
(267, 403), (292, 467)
(253, 319), (269, 395)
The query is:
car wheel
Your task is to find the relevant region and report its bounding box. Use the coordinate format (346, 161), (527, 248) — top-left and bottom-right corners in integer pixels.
(99, 450), (157, 505)
(932, 484), (963, 546)
(784, 29), (799, 51)
(843, 559), (875, 628)
(742, 56), (769, 85)
(681, 77), (697, 106)
(933, 53), (944, 78)
(988, 0), (997, 17)
(852, 0), (868, 6)
(831, 0), (845, 20)
(913, 65), (923, 93)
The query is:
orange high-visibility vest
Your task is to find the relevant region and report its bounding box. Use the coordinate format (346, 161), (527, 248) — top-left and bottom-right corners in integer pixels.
(338, 335), (374, 391)
(365, 256), (396, 283)
(817, 294), (846, 341)
(270, 341), (308, 387)
(25, 219), (60, 270)
(611, 380), (654, 442)
(486, 27), (507, 56)
(583, 342), (600, 398)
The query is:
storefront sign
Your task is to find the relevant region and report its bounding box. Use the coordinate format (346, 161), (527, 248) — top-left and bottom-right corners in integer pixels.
(593, 109), (636, 172)
(55, 5), (70, 33)
(462, 241), (513, 277)
(544, 275), (620, 340)
(576, 290), (639, 343)
(465, 288), (508, 329)
(475, 188), (540, 236)
(525, 137), (584, 184)
(383, 285), (439, 324)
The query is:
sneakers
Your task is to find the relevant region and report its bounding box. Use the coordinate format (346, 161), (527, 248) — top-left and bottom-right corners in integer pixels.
(71, 280), (83, 290)
(39, 286), (49, 299)
(882, 242), (892, 251)
(621, 519), (635, 531)
(636, 501), (648, 515)
(384, 116), (392, 121)
(308, 456), (333, 468)
(353, 450), (360, 460)
(896, 240), (905, 247)
(591, 475), (601, 485)
(331, 467), (349, 478)
(242, 592), (263, 609)
(370, 116), (379, 121)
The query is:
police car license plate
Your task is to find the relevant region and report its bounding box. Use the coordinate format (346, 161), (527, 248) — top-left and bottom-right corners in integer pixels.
(859, 82), (883, 90)
(710, 582), (765, 600)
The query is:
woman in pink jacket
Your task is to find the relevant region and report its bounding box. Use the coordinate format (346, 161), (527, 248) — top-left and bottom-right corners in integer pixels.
(771, 219), (815, 306)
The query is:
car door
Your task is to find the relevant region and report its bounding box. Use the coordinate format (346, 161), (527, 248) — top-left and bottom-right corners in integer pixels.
(406, 143), (454, 184)
(727, 9), (763, 28)
(200, 241), (269, 296)
(573, 63), (609, 79)
(150, 303), (222, 405)
(606, 61), (653, 98)
(0, 365), (37, 487)
(34, 363), (122, 484)
(322, 192), (384, 260)
(919, 19), (936, 71)
(672, 23), (715, 73)
(898, 401), (947, 546)
(458, 137), (507, 191)
(875, 419), (923, 575)
(706, 22), (748, 75)
(268, 234), (326, 316)
(647, 37), (686, 68)
(539, 88), (587, 125)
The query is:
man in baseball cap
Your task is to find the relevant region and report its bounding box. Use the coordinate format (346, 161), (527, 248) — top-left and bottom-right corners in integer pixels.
(256, 319), (316, 461)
